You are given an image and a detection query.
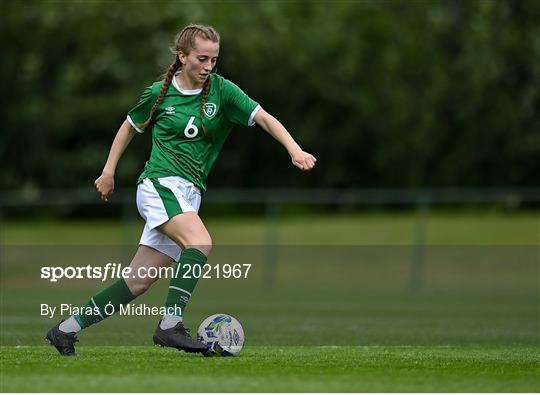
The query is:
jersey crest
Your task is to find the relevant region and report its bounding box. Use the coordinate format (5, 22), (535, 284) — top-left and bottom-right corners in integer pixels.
(204, 103), (217, 118)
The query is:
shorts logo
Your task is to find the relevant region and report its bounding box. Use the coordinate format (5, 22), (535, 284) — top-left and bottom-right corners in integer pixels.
(165, 106), (175, 115)
(204, 103), (217, 118)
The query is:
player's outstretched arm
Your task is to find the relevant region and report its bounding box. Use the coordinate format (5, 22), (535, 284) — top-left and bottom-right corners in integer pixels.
(95, 119), (136, 201)
(254, 109), (317, 172)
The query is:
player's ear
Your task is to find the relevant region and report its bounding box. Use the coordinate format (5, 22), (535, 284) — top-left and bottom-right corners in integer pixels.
(178, 52), (187, 66)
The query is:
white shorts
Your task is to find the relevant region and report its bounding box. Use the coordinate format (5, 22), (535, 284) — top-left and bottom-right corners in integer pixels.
(136, 176), (202, 260)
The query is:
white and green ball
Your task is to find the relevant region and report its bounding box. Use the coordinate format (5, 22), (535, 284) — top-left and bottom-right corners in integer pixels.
(197, 314), (245, 356)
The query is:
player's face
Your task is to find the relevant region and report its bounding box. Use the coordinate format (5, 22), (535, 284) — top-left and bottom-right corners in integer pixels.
(179, 36), (219, 88)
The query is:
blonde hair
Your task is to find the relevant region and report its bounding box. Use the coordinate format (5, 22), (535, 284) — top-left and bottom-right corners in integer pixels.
(137, 24), (220, 133)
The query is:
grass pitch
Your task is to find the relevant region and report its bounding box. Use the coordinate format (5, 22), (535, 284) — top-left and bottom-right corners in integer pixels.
(2, 345), (538, 392)
(1, 212), (539, 392)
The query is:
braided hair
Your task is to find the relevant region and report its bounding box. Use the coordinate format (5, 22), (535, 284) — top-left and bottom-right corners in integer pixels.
(138, 24), (220, 133)
(199, 76), (212, 134)
(137, 57), (180, 130)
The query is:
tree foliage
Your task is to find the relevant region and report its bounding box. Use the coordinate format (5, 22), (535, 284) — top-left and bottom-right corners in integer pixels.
(2, 0), (539, 191)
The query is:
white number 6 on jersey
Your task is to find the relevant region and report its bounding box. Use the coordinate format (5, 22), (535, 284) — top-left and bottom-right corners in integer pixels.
(184, 116), (198, 138)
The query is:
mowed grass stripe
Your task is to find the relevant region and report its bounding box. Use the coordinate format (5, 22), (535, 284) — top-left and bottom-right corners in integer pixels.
(2, 211), (539, 245)
(1, 345), (538, 392)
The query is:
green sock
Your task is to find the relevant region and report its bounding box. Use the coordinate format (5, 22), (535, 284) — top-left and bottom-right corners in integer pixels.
(75, 278), (135, 329)
(164, 248), (207, 316)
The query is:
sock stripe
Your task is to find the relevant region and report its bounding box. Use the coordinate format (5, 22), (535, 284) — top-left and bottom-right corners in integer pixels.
(74, 314), (84, 328)
(75, 278), (136, 330)
(169, 286), (191, 296)
(165, 248), (207, 313)
(91, 297), (105, 320)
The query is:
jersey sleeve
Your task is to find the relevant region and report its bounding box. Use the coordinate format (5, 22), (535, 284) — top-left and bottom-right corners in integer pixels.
(221, 78), (261, 126)
(127, 84), (158, 133)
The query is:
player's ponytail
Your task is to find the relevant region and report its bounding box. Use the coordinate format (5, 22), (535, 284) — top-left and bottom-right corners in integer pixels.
(199, 77), (211, 135)
(137, 57), (181, 130)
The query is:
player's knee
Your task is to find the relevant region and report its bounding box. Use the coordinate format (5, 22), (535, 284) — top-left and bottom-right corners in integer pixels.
(186, 234), (212, 257)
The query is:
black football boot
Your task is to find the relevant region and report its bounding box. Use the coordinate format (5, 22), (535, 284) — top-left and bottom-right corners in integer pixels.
(45, 320), (79, 356)
(153, 320), (210, 354)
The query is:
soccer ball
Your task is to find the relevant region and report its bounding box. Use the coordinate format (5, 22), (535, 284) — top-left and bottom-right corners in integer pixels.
(197, 314), (245, 356)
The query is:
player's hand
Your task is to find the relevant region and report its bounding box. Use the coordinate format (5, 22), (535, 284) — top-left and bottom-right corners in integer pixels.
(94, 173), (115, 202)
(291, 150), (317, 171)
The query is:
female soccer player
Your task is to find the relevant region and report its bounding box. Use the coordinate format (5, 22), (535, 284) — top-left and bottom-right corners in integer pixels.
(46, 24), (316, 356)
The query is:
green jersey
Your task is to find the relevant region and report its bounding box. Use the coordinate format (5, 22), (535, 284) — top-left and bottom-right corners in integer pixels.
(127, 73), (260, 191)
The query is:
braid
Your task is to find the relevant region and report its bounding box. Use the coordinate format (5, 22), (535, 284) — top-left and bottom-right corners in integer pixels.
(138, 57), (181, 130)
(199, 77), (211, 135)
